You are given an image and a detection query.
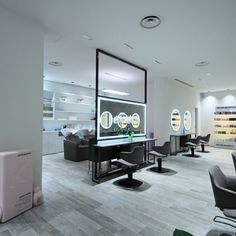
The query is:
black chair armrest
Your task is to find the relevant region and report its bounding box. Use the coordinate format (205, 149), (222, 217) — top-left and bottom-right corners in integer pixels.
(226, 176), (236, 191)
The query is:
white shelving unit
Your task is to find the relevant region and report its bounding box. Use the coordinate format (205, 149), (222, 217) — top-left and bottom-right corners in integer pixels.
(43, 90), (95, 122)
(43, 90), (54, 120)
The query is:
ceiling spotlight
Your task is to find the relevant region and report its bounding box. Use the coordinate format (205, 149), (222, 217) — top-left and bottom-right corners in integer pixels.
(206, 72), (212, 76)
(195, 61), (209, 67)
(49, 61), (63, 66)
(71, 81), (75, 84)
(140, 15), (161, 29)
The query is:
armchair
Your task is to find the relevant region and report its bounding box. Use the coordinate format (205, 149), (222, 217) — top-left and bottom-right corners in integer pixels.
(198, 134), (211, 153)
(208, 165), (236, 228)
(64, 136), (90, 162)
(113, 146), (145, 188)
(148, 141), (171, 173)
(182, 135), (201, 158)
(232, 152), (236, 173)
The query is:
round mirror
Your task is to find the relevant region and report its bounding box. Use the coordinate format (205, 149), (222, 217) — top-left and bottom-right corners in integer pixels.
(171, 109), (181, 131)
(100, 111), (113, 129)
(117, 112), (128, 129)
(184, 110), (191, 131)
(131, 113), (140, 128)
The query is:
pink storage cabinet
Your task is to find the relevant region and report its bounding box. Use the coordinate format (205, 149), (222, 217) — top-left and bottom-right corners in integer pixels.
(0, 149), (33, 222)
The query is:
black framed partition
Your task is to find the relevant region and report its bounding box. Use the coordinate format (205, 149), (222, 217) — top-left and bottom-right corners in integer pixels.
(92, 49), (148, 183)
(95, 49), (147, 142)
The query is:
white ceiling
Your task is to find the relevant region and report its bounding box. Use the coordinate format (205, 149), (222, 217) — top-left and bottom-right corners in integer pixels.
(1, 0), (236, 92)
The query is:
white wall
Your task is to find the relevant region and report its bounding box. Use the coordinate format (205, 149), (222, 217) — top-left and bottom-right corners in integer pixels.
(0, 6), (43, 187)
(200, 90), (236, 146)
(147, 78), (200, 145)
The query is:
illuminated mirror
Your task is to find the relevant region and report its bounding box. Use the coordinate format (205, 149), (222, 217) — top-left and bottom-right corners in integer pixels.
(97, 97), (146, 140)
(184, 110), (191, 131)
(131, 113), (140, 128)
(100, 111), (113, 129)
(117, 112), (128, 129)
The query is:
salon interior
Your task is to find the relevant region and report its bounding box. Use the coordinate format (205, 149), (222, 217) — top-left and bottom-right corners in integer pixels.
(1, 1), (236, 236)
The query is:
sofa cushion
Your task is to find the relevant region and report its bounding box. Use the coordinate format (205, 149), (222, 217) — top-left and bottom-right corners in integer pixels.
(77, 129), (90, 139)
(81, 139), (89, 145)
(66, 136), (82, 144)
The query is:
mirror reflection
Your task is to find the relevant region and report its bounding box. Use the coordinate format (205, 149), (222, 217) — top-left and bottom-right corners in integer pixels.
(98, 52), (145, 102)
(117, 112), (128, 129)
(184, 110), (191, 131)
(131, 113), (140, 128)
(100, 111), (113, 129)
(171, 109), (181, 131)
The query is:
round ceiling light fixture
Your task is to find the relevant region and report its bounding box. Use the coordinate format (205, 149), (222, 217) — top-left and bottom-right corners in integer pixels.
(140, 15), (161, 29)
(49, 61), (63, 66)
(195, 61), (209, 67)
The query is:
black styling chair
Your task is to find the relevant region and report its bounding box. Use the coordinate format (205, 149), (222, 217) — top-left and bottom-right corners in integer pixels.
(197, 134), (211, 153)
(148, 141), (171, 173)
(113, 146), (145, 188)
(232, 152), (236, 173)
(208, 165), (236, 229)
(182, 135), (201, 158)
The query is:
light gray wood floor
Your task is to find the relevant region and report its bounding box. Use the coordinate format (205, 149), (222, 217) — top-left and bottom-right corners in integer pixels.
(0, 147), (236, 236)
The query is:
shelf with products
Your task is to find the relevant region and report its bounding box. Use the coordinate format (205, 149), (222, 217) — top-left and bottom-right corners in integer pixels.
(43, 90), (54, 119)
(214, 106), (236, 148)
(43, 90), (95, 121)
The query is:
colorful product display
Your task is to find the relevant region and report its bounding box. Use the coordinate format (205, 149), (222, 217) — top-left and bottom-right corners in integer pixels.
(214, 106), (236, 148)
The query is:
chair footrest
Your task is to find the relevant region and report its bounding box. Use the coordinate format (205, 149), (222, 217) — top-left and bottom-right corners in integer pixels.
(113, 159), (137, 168)
(185, 142), (197, 147)
(148, 150), (166, 157)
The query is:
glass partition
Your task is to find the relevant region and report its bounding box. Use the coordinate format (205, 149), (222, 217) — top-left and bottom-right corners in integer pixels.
(97, 50), (146, 103)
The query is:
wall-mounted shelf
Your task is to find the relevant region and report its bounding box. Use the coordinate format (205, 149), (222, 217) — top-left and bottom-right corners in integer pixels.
(43, 90), (95, 121)
(214, 106), (236, 148)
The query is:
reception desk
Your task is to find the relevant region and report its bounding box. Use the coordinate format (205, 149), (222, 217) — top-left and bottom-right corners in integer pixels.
(170, 134), (191, 155)
(92, 137), (157, 183)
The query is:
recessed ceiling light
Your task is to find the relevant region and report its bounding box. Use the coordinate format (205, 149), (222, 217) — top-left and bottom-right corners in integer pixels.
(123, 43), (134, 50)
(82, 34), (92, 40)
(140, 15), (161, 29)
(49, 61), (63, 66)
(195, 61), (209, 67)
(206, 72), (212, 76)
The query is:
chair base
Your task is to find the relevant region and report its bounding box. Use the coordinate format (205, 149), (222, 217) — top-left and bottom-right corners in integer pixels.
(197, 150), (210, 153)
(213, 215), (236, 229)
(150, 166), (170, 173)
(114, 178), (143, 188)
(182, 153), (201, 158)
